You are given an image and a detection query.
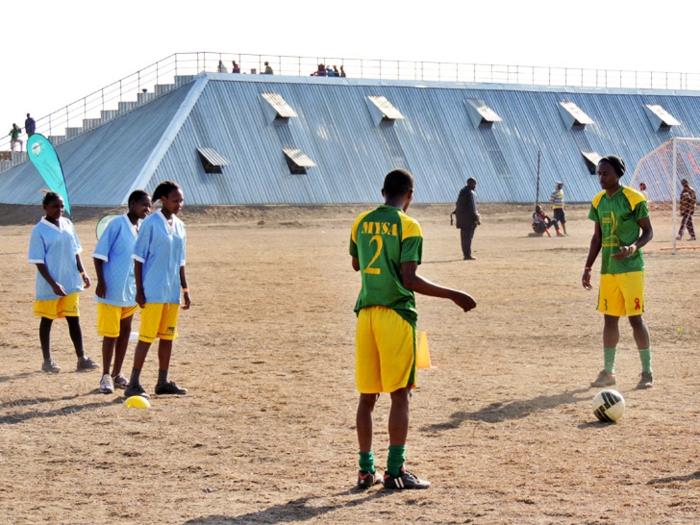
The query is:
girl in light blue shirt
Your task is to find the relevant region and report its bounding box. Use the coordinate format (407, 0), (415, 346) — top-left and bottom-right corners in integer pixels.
(93, 190), (152, 394)
(125, 181), (191, 398)
(28, 192), (98, 373)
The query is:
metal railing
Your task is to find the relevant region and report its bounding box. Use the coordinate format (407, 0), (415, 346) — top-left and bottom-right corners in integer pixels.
(4, 51), (700, 170)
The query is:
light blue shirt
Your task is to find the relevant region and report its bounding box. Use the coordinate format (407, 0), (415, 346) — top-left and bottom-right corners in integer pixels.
(93, 215), (139, 307)
(28, 217), (83, 300)
(132, 210), (186, 304)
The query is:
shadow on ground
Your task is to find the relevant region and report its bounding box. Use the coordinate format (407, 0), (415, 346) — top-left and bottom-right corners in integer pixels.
(183, 490), (394, 524)
(0, 371), (39, 384)
(647, 471), (700, 485)
(422, 387), (591, 432)
(0, 398), (121, 425)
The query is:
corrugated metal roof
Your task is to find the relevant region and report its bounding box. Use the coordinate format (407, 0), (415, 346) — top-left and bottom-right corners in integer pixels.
(466, 99), (502, 127)
(559, 101), (594, 127)
(197, 147), (229, 167)
(4, 73), (700, 206)
(0, 83), (193, 206)
(644, 104), (680, 128)
(282, 148), (315, 168)
(261, 93), (297, 119)
(367, 95), (405, 120)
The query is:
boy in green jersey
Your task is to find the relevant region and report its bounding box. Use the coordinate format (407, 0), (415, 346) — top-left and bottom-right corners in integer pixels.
(582, 156), (654, 390)
(350, 169), (477, 490)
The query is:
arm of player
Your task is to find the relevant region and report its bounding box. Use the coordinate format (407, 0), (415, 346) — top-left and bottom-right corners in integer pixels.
(582, 222), (602, 289)
(351, 257), (360, 272)
(35, 263), (66, 296)
(180, 266), (191, 309)
(400, 261), (476, 312)
(134, 260), (146, 308)
(93, 258), (106, 298)
(76, 254), (90, 289)
(614, 216), (653, 260)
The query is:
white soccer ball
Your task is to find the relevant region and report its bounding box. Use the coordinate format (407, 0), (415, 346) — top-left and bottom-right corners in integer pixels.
(592, 389), (625, 422)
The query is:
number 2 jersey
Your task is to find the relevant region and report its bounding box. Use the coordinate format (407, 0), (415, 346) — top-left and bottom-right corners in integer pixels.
(349, 205), (423, 326)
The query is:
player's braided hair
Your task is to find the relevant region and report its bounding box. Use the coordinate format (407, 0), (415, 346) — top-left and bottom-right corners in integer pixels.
(152, 180), (181, 202)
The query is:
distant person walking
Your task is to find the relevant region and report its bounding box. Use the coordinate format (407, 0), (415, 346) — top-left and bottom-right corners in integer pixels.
(550, 181), (567, 235)
(263, 61), (274, 75)
(677, 178), (696, 241)
(25, 113), (36, 137)
(9, 123), (23, 151)
(451, 177), (480, 260)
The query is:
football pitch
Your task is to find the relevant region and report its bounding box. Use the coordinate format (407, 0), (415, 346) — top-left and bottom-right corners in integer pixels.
(0, 204), (698, 524)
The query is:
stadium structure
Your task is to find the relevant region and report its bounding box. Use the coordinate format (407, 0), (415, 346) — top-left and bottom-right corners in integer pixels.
(1, 52), (700, 206)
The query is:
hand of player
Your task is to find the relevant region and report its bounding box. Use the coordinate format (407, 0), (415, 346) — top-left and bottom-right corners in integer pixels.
(81, 273), (91, 289)
(582, 268), (592, 290)
(95, 281), (106, 298)
(613, 245), (637, 260)
(136, 289), (146, 308)
(52, 282), (67, 296)
(452, 291), (477, 312)
(182, 290), (192, 310)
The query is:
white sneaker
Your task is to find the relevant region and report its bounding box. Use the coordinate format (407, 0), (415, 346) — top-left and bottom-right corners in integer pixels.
(99, 374), (115, 394)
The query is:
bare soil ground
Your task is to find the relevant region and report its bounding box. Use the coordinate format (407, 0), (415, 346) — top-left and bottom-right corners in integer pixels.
(0, 204), (698, 524)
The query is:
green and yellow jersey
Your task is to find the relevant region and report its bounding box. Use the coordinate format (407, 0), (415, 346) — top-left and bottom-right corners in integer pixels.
(588, 186), (649, 274)
(349, 205), (423, 326)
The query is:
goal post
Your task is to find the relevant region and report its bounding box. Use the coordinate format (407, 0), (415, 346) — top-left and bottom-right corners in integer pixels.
(630, 137), (700, 254)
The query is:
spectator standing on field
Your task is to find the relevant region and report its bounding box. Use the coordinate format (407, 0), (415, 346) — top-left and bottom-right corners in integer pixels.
(25, 113), (36, 137)
(677, 178), (696, 241)
(451, 177), (480, 260)
(550, 181), (567, 235)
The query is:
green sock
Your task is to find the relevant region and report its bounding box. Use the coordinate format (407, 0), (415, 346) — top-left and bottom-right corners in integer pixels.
(639, 348), (652, 374)
(359, 451), (375, 474)
(604, 347), (617, 374)
(387, 445), (406, 477)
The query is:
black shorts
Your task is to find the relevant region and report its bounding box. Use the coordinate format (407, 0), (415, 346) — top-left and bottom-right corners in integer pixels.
(553, 208), (566, 224)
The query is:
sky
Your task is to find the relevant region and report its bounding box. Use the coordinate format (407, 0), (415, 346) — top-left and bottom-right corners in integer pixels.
(2, 0), (698, 140)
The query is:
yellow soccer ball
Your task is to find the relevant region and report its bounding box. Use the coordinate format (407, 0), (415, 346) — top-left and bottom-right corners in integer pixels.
(124, 395), (151, 409)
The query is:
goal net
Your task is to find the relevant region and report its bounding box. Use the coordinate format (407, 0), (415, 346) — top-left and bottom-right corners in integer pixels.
(630, 137), (700, 253)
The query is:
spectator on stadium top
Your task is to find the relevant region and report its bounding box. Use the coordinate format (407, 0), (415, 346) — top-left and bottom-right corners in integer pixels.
(232, 61), (241, 73)
(9, 123), (23, 151)
(25, 113), (36, 137)
(263, 61), (273, 75)
(340, 65), (346, 78)
(326, 65), (336, 77)
(677, 178), (696, 241)
(332, 65), (340, 77)
(217, 60), (228, 73)
(311, 64), (327, 76)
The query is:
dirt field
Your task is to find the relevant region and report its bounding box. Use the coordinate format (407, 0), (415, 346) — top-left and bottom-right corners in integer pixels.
(0, 203), (698, 525)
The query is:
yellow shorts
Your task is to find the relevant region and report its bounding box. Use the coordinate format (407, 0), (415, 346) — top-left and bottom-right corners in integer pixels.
(97, 303), (138, 338)
(33, 292), (80, 319)
(355, 306), (416, 394)
(138, 303), (179, 343)
(598, 271), (645, 317)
